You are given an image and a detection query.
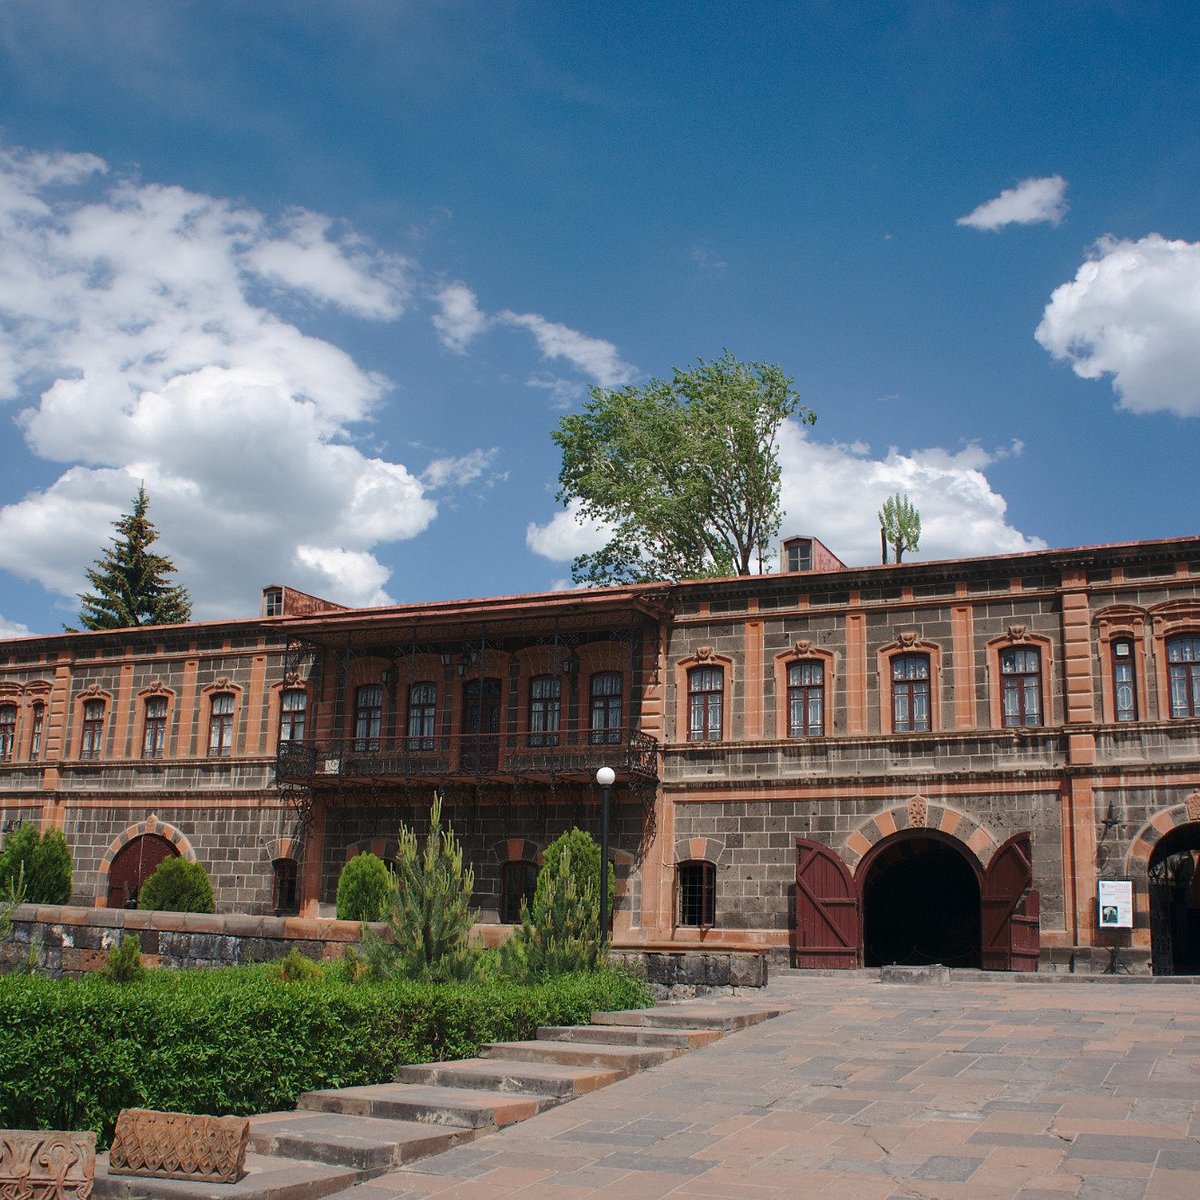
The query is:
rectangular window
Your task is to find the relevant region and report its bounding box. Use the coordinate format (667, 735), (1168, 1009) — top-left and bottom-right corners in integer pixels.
(529, 675), (561, 746)
(354, 684), (384, 751)
(589, 672), (623, 745)
(279, 688), (307, 744)
(500, 860), (539, 923)
(687, 666), (724, 741)
(1112, 639), (1138, 722)
(1000, 646), (1042, 727)
(678, 861), (716, 926)
(80, 698), (106, 759)
(0, 704), (15, 762)
(1168, 636), (1200, 718)
(208, 693), (235, 757)
(787, 660), (824, 737)
(891, 653), (930, 733)
(406, 682), (437, 750)
(143, 696), (168, 758)
(29, 703), (43, 761)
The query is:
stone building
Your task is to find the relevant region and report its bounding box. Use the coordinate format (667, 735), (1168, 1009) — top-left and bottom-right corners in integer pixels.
(2, 535), (1199, 974)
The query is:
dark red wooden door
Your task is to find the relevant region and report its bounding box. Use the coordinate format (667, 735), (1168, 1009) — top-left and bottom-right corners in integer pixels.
(982, 832), (1040, 971)
(794, 839), (860, 968)
(106, 834), (178, 908)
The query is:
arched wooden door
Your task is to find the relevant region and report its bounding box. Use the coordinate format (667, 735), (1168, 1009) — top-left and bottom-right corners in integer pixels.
(794, 838), (860, 968)
(981, 832), (1040, 971)
(106, 834), (179, 908)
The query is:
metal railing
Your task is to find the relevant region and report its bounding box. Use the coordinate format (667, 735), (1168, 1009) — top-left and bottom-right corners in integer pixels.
(277, 727), (658, 786)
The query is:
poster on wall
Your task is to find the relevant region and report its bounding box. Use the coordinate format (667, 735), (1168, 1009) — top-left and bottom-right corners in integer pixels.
(1098, 879), (1133, 929)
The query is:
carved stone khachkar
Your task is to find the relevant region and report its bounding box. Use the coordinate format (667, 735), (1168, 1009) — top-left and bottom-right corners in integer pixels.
(0, 1130), (97, 1200)
(107, 1110), (249, 1184)
(1187, 792), (1200, 823)
(907, 794), (929, 828)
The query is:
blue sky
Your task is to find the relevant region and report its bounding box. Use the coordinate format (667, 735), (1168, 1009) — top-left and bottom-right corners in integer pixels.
(1, 1), (1198, 636)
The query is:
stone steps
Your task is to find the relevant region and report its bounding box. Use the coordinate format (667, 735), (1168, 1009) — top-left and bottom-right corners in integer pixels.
(478, 1037), (681, 1072)
(536, 1022), (725, 1050)
(91, 997), (789, 1200)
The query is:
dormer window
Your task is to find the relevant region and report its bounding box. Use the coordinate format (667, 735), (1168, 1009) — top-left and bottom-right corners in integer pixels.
(263, 587), (284, 617)
(783, 537), (812, 573)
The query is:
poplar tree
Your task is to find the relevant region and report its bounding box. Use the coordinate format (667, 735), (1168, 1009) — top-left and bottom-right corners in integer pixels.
(553, 351), (814, 584)
(74, 487), (192, 630)
(879, 493), (921, 564)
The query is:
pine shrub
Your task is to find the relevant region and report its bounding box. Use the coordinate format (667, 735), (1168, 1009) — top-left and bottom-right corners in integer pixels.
(364, 793), (479, 982)
(500, 827), (615, 980)
(138, 857), (215, 914)
(335, 852), (392, 922)
(0, 824), (72, 904)
(102, 935), (145, 983)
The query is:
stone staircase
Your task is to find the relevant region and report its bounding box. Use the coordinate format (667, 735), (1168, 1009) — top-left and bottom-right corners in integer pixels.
(92, 999), (786, 1200)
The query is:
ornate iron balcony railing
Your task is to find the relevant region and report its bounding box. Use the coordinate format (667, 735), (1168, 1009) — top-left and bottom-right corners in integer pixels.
(277, 727), (658, 787)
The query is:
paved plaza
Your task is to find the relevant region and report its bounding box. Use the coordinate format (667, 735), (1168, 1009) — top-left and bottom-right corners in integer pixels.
(349, 972), (1200, 1200)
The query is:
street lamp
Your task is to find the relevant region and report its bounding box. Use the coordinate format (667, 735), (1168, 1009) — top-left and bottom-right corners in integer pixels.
(595, 766), (615, 946)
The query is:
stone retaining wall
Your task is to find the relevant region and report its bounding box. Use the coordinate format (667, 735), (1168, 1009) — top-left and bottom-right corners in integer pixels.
(0, 905), (770, 990)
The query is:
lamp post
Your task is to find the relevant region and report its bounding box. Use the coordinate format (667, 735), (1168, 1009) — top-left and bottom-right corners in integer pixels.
(595, 766), (615, 947)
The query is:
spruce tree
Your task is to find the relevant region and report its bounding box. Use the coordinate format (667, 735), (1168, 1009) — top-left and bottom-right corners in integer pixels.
(75, 487), (192, 630)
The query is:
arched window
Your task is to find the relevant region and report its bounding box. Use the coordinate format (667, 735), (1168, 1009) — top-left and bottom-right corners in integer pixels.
(1167, 635), (1200, 718)
(687, 666), (724, 742)
(354, 685), (384, 751)
(500, 860), (539, 923)
(589, 672), (623, 745)
(529, 676), (561, 746)
(279, 688), (307, 745)
(787, 660), (825, 737)
(677, 860), (716, 927)
(208, 693), (235, 757)
(1000, 646), (1043, 727)
(272, 858), (300, 915)
(891, 653), (930, 733)
(143, 696), (168, 758)
(80, 698), (106, 760)
(0, 704), (15, 762)
(406, 682), (437, 750)
(1111, 637), (1138, 722)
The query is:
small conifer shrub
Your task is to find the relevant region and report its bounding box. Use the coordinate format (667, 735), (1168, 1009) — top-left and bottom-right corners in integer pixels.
(137, 856), (215, 914)
(335, 852), (393, 922)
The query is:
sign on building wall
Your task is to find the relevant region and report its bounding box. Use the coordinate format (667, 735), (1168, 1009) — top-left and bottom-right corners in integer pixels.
(1098, 879), (1133, 929)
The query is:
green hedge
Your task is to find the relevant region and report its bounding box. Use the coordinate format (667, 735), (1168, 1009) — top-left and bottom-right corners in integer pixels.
(0, 965), (651, 1144)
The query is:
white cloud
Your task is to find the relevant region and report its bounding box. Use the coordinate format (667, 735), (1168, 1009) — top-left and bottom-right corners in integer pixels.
(423, 448), (501, 489)
(1035, 234), (1200, 417)
(432, 281), (488, 353)
(0, 614), (32, 639)
(498, 310), (635, 387)
(775, 425), (1044, 565)
(958, 176), (1067, 231)
(525, 499), (610, 561)
(0, 144), (452, 619)
(526, 424), (1044, 570)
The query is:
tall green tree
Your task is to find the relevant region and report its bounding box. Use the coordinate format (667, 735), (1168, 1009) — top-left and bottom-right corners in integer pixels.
(552, 351), (815, 585)
(879, 492), (921, 564)
(74, 486), (192, 630)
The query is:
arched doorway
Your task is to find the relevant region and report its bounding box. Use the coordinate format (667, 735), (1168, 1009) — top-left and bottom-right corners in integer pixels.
(106, 834), (179, 908)
(859, 832), (982, 968)
(1149, 823), (1200, 975)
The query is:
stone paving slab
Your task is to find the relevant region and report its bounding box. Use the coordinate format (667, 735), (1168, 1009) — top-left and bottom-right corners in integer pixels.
(333, 975), (1200, 1198)
(478, 1038), (680, 1072)
(298, 1083), (552, 1128)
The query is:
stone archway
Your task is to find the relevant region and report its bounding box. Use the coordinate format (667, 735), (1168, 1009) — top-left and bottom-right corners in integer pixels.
(1130, 798), (1200, 976)
(856, 829), (984, 968)
(98, 817), (195, 908)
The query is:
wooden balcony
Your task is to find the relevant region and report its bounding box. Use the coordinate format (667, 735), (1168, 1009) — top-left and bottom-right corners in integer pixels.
(277, 727), (658, 789)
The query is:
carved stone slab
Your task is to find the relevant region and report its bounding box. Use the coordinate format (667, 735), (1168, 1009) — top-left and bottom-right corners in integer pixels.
(107, 1110), (249, 1184)
(0, 1130), (97, 1200)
